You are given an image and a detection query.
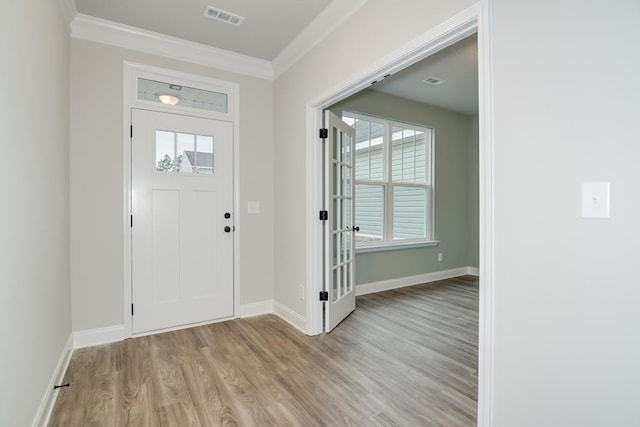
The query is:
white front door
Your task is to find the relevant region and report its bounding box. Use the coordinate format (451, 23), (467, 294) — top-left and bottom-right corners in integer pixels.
(324, 110), (356, 332)
(131, 108), (234, 334)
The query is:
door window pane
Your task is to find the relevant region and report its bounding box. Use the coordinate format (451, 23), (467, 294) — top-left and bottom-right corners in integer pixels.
(332, 197), (340, 231)
(332, 267), (339, 302)
(155, 131), (176, 172)
(176, 133), (195, 173)
(155, 131), (214, 175)
(196, 135), (214, 174)
(344, 198), (352, 229)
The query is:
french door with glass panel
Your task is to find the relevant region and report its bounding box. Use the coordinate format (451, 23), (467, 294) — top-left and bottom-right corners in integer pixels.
(131, 108), (234, 334)
(324, 111), (356, 332)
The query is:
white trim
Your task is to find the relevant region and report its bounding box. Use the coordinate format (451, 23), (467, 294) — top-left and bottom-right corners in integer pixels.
(32, 334), (73, 427)
(232, 82), (242, 328)
(467, 266), (480, 276)
(240, 300), (274, 318)
(305, 105), (325, 336)
(477, 0), (495, 425)
(122, 62), (240, 338)
(356, 240), (440, 253)
(70, 14), (274, 80)
(60, 1), (368, 81)
(57, 0), (77, 27)
(355, 267), (474, 296)
(273, 0), (368, 78)
(73, 325), (124, 349)
(131, 316), (234, 338)
(273, 302), (307, 334)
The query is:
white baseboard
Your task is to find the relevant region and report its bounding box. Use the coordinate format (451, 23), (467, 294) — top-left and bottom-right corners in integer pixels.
(240, 300), (274, 318)
(73, 324), (124, 349)
(273, 301), (307, 334)
(33, 334), (73, 427)
(356, 266), (478, 296)
(466, 266), (480, 276)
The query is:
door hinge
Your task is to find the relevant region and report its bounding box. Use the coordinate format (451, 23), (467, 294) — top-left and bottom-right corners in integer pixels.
(319, 291), (328, 301)
(131, 304), (134, 316)
(319, 128), (328, 139)
(130, 215), (133, 228)
(319, 210), (328, 221)
(130, 125), (133, 138)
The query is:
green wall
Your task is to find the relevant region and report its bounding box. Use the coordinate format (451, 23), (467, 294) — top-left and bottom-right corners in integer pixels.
(468, 114), (479, 268)
(330, 90), (478, 285)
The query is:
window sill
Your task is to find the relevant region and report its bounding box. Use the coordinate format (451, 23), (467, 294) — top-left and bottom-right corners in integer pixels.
(356, 240), (440, 254)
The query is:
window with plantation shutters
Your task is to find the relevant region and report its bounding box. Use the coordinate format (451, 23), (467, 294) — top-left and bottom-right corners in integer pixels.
(343, 113), (434, 249)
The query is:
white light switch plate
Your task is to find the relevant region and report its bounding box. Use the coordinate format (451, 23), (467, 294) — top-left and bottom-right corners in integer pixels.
(581, 182), (610, 218)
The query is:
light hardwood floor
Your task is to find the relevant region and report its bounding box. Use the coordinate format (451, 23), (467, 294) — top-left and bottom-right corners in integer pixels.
(49, 275), (478, 426)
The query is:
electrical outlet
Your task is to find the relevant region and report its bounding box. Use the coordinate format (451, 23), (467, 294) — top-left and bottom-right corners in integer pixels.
(438, 253), (443, 262)
(299, 285), (305, 301)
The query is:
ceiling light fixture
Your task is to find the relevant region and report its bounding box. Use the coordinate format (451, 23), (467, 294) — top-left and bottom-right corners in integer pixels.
(158, 94), (180, 105)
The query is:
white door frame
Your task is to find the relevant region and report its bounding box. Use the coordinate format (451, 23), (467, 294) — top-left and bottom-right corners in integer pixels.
(304, 3), (494, 425)
(122, 62), (241, 338)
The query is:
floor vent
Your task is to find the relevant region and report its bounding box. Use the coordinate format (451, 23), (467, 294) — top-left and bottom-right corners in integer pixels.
(204, 6), (245, 26)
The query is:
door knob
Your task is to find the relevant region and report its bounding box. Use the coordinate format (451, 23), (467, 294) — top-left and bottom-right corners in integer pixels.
(224, 212), (231, 219)
(224, 226), (231, 233)
(352, 226), (360, 232)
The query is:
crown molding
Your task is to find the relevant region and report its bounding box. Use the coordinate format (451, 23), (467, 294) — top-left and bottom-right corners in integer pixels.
(58, 0), (77, 27)
(272, 0), (368, 79)
(70, 13), (274, 80)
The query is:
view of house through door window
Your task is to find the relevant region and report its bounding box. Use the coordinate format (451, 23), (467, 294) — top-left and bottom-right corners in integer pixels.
(342, 113), (434, 248)
(155, 130), (214, 174)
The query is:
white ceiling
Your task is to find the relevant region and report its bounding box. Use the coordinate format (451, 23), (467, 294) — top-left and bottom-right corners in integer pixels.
(75, 0), (332, 60)
(72, 1), (477, 114)
(369, 34), (478, 115)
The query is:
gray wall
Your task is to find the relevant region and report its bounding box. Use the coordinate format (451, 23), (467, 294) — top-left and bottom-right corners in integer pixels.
(0, 1), (71, 425)
(492, 1), (640, 425)
(330, 90), (479, 284)
(468, 115), (479, 267)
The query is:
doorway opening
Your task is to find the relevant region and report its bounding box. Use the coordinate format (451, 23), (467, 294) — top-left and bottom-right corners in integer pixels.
(304, 5), (494, 425)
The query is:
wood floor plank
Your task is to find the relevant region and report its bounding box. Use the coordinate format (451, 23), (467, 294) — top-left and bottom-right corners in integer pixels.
(180, 358), (242, 427)
(157, 401), (202, 427)
(121, 336), (156, 426)
(149, 332), (194, 408)
(49, 275), (479, 426)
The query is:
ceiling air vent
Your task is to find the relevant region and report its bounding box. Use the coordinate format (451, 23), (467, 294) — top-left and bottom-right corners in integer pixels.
(422, 76), (446, 85)
(204, 6), (245, 26)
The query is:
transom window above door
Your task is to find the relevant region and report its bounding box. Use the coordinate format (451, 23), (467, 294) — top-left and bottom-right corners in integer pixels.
(342, 112), (436, 250)
(138, 78), (228, 113)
